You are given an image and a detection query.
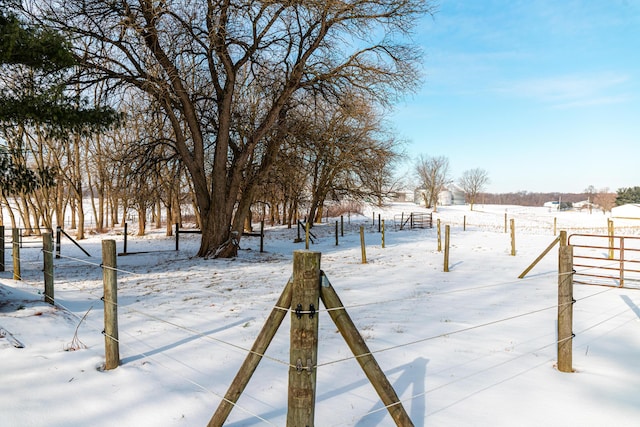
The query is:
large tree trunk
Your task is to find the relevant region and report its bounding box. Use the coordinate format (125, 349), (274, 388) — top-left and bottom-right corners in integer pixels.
(197, 206), (238, 258)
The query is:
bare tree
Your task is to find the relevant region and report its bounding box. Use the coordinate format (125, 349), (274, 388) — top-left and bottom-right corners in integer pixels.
(21, 0), (435, 257)
(290, 95), (402, 223)
(415, 155), (452, 212)
(593, 187), (617, 213)
(459, 168), (490, 210)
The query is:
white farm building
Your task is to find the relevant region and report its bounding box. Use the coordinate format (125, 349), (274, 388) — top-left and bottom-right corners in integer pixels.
(611, 204), (640, 219)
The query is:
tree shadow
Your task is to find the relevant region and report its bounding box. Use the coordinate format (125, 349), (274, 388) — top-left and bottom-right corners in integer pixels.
(224, 357), (429, 427)
(621, 295), (640, 319)
(354, 357), (428, 427)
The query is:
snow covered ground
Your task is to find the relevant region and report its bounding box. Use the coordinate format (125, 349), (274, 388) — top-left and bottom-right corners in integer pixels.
(1, 203), (640, 426)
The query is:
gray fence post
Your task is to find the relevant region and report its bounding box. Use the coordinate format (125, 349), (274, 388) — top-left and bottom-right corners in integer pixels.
(102, 239), (119, 370)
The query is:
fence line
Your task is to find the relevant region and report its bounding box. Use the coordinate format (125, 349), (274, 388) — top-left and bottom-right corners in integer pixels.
(2, 248), (285, 426)
(39, 250), (295, 368)
(332, 336), (565, 427)
(330, 301), (638, 427)
(316, 300), (564, 369)
(271, 263), (617, 317)
(99, 330), (279, 426)
(5, 231), (639, 425)
(7, 245), (294, 370)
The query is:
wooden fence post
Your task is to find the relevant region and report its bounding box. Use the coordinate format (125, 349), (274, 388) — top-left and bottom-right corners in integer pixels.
(607, 219), (614, 259)
(444, 225), (450, 272)
(359, 226), (367, 264)
(340, 215), (344, 237)
(335, 221), (339, 246)
(554, 217), (557, 236)
(463, 215), (466, 231)
(0, 225), (4, 272)
(381, 219), (385, 249)
(288, 251), (321, 427)
(305, 221), (310, 250)
(102, 239), (119, 370)
(12, 228), (20, 280)
(259, 220), (265, 253)
(510, 219), (516, 256)
(437, 219), (442, 252)
(43, 232), (54, 305)
(619, 237), (625, 288)
(175, 223), (179, 251)
(557, 243), (574, 373)
(123, 223), (128, 255)
(55, 226), (61, 258)
(504, 212), (507, 233)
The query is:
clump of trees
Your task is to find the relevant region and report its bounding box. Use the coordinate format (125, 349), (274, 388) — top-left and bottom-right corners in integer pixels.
(3, 1), (436, 258)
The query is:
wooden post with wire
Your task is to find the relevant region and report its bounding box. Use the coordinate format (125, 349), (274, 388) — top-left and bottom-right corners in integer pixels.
(102, 239), (119, 370)
(288, 251), (321, 426)
(607, 219), (614, 259)
(12, 228), (20, 280)
(43, 232), (54, 305)
(55, 226), (61, 258)
(0, 225), (5, 272)
(208, 253), (414, 426)
(360, 226), (367, 264)
(557, 243), (574, 373)
(260, 220), (265, 253)
(444, 225), (450, 272)
(510, 219), (516, 256)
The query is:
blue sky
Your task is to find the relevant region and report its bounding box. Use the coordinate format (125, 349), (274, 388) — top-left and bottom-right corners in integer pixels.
(392, 0), (640, 193)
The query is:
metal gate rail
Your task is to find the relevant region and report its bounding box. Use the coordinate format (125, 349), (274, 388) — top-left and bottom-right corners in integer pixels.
(568, 233), (640, 288)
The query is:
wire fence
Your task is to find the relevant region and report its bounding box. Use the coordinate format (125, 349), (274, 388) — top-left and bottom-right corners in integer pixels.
(1, 227), (639, 426)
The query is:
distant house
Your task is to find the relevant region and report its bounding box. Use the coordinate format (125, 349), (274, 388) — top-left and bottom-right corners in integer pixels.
(611, 204), (640, 219)
(543, 200), (572, 211)
(574, 200), (599, 211)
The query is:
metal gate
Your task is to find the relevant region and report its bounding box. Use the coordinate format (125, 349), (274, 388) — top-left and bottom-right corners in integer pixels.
(568, 234), (640, 288)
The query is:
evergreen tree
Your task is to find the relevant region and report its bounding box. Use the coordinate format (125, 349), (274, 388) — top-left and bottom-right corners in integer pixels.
(615, 187), (640, 205)
(0, 11), (119, 197)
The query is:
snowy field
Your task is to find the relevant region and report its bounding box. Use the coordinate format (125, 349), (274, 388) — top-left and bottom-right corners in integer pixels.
(1, 203), (640, 426)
